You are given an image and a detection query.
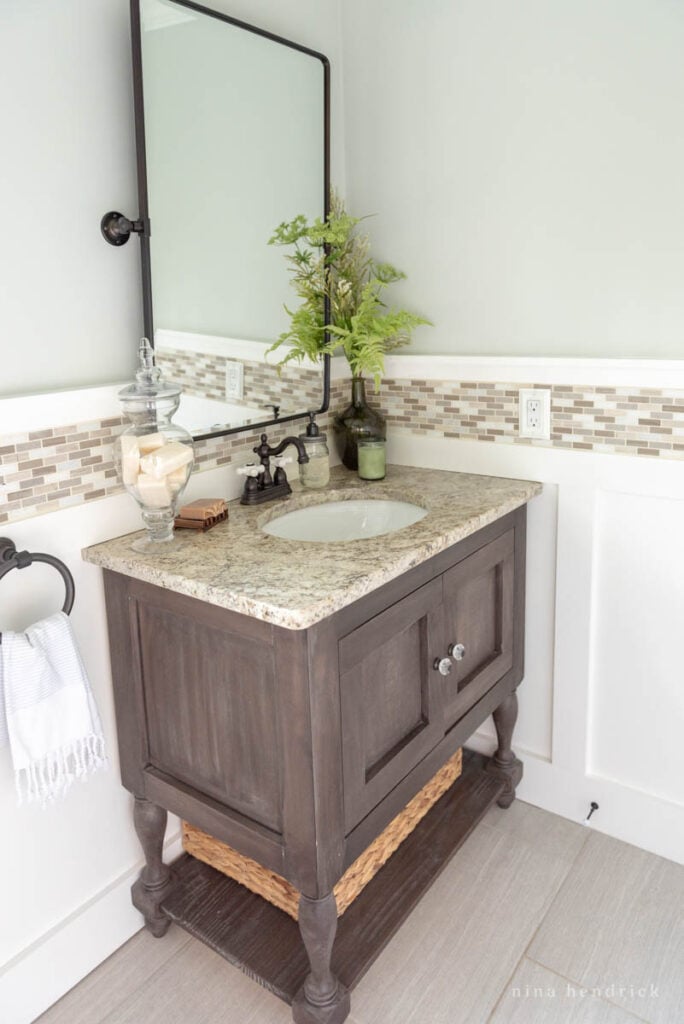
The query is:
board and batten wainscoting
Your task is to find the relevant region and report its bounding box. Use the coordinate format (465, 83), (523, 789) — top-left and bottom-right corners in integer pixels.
(1, 354), (684, 1023)
(371, 355), (684, 871)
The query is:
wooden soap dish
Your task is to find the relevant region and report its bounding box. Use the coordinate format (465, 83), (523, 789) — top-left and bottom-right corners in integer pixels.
(174, 498), (228, 532)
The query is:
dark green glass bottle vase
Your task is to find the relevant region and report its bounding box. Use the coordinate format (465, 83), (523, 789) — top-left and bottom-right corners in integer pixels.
(333, 377), (386, 470)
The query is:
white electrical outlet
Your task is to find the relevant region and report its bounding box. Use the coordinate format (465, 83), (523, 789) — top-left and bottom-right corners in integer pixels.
(519, 388), (551, 439)
(225, 360), (244, 400)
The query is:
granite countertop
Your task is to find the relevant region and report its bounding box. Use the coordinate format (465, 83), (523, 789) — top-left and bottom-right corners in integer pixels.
(82, 465), (541, 629)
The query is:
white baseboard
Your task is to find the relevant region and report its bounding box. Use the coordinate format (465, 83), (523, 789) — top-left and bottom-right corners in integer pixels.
(468, 731), (684, 865)
(0, 833), (183, 1024)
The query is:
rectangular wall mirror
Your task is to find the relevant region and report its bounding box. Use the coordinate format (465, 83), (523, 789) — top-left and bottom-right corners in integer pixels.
(132, 0), (330, 440)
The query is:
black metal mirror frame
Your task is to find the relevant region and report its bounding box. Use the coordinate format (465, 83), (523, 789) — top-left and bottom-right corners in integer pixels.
(128, 0), (331, 442)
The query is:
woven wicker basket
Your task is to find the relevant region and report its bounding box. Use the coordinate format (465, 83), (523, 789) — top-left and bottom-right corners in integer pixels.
(183, 747), (462, 920)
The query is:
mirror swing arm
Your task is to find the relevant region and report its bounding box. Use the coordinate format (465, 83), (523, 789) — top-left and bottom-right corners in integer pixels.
(100, 0), (331, 442)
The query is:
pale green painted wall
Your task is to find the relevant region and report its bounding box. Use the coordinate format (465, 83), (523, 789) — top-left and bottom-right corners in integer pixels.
(341, 0), (684, 359)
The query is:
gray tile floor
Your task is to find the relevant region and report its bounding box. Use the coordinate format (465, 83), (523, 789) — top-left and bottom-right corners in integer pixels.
(36, 801), (684, 1024)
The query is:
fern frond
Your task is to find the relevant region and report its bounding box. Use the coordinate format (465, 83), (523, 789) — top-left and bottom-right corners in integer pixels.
(268, 188), (431, 379)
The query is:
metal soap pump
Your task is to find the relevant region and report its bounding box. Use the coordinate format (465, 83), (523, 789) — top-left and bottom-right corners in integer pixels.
(299, 412), (330, 489)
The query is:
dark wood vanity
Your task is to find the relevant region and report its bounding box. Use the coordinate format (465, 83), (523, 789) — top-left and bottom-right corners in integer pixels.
(97, 489), (530, 1024)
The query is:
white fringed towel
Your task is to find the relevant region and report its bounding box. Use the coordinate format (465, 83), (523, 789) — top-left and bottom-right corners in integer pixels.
(0, 611), (107, 805)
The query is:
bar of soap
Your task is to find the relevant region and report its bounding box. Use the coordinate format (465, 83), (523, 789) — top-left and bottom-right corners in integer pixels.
(135, 473), (172, 508)
(140, 441), (193, 480)
(138, 432), (167, 455)
(119, 435), (140, 486)
(177, 498), (227, 521)
(167, 465), (190, 491)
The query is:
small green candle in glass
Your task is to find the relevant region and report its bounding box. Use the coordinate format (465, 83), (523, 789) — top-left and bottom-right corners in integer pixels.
(357, 438), (386, 481)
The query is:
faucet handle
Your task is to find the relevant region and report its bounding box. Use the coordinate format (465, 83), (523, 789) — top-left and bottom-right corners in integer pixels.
(237, 463), (265, 478)
(273, 455), (292, 486)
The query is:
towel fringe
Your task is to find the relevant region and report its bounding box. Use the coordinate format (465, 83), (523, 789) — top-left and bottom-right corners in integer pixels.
(15, 733), (108, 807)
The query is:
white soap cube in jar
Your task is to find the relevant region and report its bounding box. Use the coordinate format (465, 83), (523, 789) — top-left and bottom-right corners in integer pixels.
(138, 432), (167, 455)
(119, 435), (141, 486)
(140, 441), (193, 480)
(167, 464), (191, 494)
(135, 473), (172, 509)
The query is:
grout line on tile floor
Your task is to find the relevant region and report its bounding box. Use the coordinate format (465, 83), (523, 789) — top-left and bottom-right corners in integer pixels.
(485, 953), (529, 1024)
(524, 955), (652, 1024)
(485, 823), (592, 1023)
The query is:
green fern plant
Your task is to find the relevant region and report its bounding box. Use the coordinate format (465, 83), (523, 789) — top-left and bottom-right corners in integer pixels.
(268, 192), (430, 387)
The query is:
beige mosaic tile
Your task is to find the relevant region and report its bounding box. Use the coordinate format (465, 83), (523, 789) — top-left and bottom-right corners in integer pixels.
(156, 346), (322, 414)
(3, 376), (683, 526)
(0, 407), (337, 526)
(369, 379), (684, 460)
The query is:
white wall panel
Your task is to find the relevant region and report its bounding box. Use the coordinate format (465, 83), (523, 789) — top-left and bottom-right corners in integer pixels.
(589, 489), (684, 806)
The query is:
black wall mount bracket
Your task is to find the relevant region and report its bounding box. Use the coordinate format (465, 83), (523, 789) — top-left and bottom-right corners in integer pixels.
(100, 211), (147, 246)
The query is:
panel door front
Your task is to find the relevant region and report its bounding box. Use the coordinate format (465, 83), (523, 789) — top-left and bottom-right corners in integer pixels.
(134, 595), (282, 834)
(442, 530), (515, 729)
(339, 578), (444, 833)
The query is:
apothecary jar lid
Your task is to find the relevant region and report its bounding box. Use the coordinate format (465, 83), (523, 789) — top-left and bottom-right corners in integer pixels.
(118, 338), (181, 417)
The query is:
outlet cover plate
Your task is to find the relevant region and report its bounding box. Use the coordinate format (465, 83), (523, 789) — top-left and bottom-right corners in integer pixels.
(225, 360), (244, 400)
(519, 387), (551, 440)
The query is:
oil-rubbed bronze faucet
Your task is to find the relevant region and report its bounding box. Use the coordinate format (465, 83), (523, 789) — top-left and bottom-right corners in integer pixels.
(238, 433), (309, 505)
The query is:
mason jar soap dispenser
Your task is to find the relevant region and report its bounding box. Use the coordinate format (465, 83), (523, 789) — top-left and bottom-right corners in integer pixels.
(299, 412), (330, 489)
(116, 339), (195, 549)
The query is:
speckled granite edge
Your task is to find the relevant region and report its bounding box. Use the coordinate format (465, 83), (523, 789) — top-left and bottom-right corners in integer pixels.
(82, 466), (542, 629)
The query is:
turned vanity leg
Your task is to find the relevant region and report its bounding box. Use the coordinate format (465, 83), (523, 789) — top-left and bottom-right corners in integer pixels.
(131, 796), (173, 937)
(293, 892), (350, 1024)
(486, 690), (523, 809)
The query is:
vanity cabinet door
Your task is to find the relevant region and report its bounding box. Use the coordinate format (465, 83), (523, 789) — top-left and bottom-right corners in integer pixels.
(339, 577), (444, 833)
(441, 529), (515, 729)
(131, 585), (283, 835)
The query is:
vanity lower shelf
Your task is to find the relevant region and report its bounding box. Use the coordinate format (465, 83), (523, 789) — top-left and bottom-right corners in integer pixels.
(161, 750), (504, 1004)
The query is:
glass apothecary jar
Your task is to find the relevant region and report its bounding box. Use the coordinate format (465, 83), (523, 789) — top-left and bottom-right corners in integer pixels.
(116, 339), (195, 550)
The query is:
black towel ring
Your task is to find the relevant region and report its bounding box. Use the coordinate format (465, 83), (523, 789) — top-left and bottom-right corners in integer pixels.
(0, 537), (75, 618)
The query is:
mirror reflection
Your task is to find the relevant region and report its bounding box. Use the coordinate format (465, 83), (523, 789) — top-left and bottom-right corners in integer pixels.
(136, 0), (329, 438)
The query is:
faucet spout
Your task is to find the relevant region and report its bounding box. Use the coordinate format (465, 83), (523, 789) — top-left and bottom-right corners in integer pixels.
(266, 435), (309, 464)
(239, 432), (309, 506)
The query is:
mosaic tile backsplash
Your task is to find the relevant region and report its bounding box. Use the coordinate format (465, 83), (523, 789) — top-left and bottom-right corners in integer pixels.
(0, 419), (275, 526)
(375, 380), (684, 458)
(2, 377), (683, 525)
(156, 346), (323, 415)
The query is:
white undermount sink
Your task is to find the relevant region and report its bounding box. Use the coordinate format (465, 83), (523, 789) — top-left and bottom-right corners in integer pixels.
(261, 499), (428, 543)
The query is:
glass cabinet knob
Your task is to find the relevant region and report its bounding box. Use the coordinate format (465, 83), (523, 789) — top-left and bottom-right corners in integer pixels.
(448, 643), (466, 661)
(433, 657), (453, 676)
